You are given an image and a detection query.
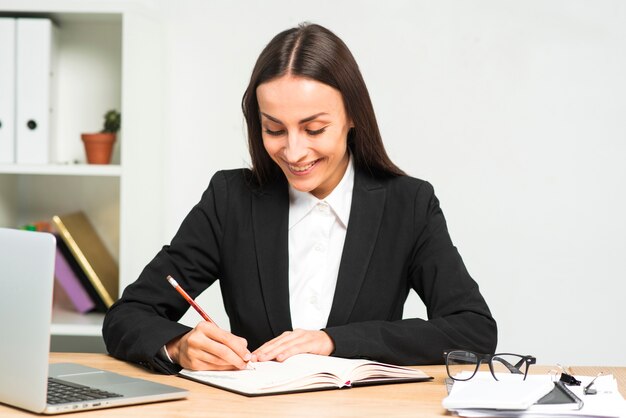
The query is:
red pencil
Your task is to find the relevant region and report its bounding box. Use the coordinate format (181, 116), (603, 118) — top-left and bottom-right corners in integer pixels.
(165, 275), (255, 370)
(166, 275), (217, 326)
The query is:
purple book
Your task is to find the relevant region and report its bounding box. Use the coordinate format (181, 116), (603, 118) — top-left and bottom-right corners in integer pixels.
(54, 248), (96, 313)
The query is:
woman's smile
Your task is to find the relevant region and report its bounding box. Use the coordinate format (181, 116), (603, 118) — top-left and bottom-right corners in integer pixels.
(286, 158), (321, 175)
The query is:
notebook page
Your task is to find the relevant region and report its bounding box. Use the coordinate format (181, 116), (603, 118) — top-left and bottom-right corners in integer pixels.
(179, 354), (364, 394)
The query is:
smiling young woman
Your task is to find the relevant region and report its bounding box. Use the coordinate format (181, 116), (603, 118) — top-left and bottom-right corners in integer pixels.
(257, 75), (352, 199)
(103, 23), (497, 374)
(242, 23), (406, 188)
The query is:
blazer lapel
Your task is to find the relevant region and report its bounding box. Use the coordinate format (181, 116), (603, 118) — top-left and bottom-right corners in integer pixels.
(251, 176), (293, 336)
(327, 169), (386, 327)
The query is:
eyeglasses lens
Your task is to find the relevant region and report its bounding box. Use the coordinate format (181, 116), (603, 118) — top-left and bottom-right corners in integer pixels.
(491, 354), (528, 380)
(447, 351), (481, 380)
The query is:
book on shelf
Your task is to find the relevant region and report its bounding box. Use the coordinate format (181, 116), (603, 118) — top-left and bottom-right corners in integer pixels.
(0, 18), (16, 164)
(53, 246), (96, 313)
(56, 238), (108, 312)
(15, 18), (57, 164)
(52, 211), (118, 311)
(179, 353), (433, 397)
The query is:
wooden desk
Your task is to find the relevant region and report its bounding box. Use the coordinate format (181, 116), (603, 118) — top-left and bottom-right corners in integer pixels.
(1, 353), (624, 417)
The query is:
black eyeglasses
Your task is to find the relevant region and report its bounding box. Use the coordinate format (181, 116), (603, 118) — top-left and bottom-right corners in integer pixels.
(444, 350), (536, 381)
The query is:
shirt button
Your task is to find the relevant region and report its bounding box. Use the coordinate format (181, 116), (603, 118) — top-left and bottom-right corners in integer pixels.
(317, 203), (330, 214)
(314, 244), (325, 252)
(310, 295), (318, 305)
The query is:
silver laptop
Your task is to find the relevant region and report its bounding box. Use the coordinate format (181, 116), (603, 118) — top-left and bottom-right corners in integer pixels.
(0, 228), (188, 414)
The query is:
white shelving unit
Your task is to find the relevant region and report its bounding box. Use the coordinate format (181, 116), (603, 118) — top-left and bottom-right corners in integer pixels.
(50, 308), (106, 337)
(0, 1), (165, 347)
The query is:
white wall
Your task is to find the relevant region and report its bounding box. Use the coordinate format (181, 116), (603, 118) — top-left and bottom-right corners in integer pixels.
(157, 0), (626, 366)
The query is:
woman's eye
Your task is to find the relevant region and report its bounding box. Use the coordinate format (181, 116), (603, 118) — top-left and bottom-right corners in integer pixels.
(306, 127), (327, 136)
(264, 128), (285, 136)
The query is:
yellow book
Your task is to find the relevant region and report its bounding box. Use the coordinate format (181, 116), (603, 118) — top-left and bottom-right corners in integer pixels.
(52, 212), (118, 308)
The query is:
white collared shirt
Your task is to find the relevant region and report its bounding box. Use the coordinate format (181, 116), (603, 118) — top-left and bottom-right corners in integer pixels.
(288, 156), (354, 330)
(160, 157), (355, 363)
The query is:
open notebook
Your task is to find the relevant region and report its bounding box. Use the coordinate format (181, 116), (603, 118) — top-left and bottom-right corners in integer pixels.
(179, 353), (432, 396)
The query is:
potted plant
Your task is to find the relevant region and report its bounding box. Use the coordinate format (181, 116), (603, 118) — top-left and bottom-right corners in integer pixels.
(81, 109), (121, 164)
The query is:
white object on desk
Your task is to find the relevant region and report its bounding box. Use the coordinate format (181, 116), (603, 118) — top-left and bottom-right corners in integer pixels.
(446, 374), (626, 418)
(443, 378), (555, 410)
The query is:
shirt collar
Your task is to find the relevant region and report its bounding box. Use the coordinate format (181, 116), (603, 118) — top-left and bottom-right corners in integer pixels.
(323, 155), (354, 228)
(288, 154), (354, 229)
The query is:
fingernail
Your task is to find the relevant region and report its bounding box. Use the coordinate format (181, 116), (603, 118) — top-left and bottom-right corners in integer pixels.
(244, 352), (251, 361)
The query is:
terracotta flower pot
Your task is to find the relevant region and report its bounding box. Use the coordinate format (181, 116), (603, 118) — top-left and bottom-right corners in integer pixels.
(81, 133), (116, 164)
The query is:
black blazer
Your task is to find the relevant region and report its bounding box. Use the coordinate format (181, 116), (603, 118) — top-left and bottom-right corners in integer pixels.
(103, 168), (497, 374)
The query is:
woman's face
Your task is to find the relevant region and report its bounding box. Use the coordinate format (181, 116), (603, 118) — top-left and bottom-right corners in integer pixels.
(257, 75), (352, 199)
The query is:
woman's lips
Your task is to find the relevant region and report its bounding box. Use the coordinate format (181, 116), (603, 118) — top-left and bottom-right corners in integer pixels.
(287, 159), (320, 175)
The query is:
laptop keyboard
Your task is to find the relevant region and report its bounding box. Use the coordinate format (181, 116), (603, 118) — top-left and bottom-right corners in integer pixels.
(47, 377), (123, 405)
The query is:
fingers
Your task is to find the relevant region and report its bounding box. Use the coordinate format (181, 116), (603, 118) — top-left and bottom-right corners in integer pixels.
(202, 322), (252, 363)
(170, 325), (335, 370)
(253, 329), (334, 362)
(178, 343), (240, 371)
(254, 330), (300, 357)
(172, 321), (252, 371)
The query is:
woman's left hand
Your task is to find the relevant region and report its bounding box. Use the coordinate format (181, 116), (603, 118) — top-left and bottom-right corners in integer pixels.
(253, 329), (335, 362)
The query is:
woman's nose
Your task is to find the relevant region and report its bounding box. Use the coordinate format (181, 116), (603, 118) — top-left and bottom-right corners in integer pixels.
(283, 133), (307, 162)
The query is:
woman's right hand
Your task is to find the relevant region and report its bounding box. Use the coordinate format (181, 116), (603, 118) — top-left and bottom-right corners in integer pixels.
(165, 321), (253, 371)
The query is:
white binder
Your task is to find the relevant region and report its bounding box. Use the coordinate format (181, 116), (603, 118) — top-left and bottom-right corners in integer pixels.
(0, 18), (16, 164)
(15, 18), (56, 164)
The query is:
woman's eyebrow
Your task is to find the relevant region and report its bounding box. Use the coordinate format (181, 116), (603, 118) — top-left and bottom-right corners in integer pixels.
(299, 112), (328, 124)
(261, 112), (329, 125)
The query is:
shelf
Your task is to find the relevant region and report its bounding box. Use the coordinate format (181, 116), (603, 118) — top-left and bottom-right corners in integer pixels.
(0, 2), (165, 350)
(51, 307), (105, 337)
(0, 163), (121, 176)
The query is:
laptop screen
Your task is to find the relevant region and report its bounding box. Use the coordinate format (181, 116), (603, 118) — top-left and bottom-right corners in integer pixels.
(0, 228), (56, 412)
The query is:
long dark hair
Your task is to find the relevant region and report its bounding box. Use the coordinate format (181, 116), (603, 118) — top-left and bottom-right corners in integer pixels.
(242, 23), (405, 185)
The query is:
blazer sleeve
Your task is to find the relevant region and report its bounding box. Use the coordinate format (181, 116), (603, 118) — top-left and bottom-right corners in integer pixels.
(102, 171), (229, 374)
(324, 181), (497, 365)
